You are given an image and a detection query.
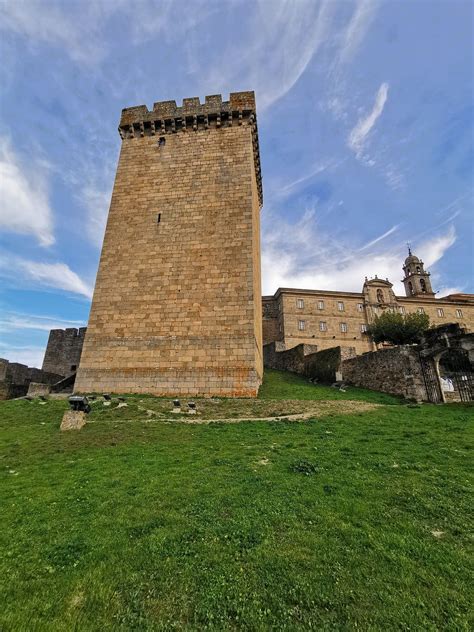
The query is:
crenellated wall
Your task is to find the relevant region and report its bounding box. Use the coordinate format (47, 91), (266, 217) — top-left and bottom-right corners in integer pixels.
(42, 327), (87, 377)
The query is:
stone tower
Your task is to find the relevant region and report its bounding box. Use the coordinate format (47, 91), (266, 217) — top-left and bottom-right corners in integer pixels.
(75, 92), (263, 397)
(402, 247), (435, 297)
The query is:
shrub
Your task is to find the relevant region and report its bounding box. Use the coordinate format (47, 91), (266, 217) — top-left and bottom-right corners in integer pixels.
(366, 311), (430, 345)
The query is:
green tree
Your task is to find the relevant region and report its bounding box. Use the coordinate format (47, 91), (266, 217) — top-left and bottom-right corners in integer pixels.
(366, 311), (430, 345)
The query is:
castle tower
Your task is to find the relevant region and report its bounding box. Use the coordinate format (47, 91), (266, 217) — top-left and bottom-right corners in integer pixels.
(75, 92), (263, 397)
(402, 247), (435, 297)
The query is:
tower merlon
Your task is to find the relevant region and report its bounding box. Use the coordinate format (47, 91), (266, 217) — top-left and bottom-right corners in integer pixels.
(118, 91), (262, 207)
(119, 91), (256, 129)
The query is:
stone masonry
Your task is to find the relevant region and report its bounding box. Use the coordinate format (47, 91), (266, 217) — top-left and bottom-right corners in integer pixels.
(0, 358), (62, 400)
(75, 92), (263, 397)
(341, 346), (427, 401)
(42, 327), (87, 377)
(263, 342), (356, 383)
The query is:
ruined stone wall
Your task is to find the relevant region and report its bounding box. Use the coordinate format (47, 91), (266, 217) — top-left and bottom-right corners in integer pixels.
(263, 342), (318, 375)
(264, 343), (356, 383)
(341, 347), (427, 401)
(76, 92), (263, 397)
(0, 358), (62, 400)
(304, 346), (356, 383)
(42, 327), (87, 377)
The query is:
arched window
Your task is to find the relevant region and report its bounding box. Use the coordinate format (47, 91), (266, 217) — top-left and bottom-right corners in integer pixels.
(420, 278), (426, 292)
(376, 289), (384, 303)
(408, 281), (413, 295)
(416, 266), (421, 273)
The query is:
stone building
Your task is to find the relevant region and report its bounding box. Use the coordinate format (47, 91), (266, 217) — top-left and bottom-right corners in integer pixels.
(74, 92), (263, 397)
(263, 250), (474, 354)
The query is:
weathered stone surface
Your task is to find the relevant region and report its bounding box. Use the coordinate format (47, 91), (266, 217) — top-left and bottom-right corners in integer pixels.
(341, 347), (426, 401)
(263, 343), (355, 383)
(27, 382), (51, 397)
(60, 410), (87, 431)
(42, 328), (86, 377)
(0, 358), (62, 400)
(75, 92), (263, 397)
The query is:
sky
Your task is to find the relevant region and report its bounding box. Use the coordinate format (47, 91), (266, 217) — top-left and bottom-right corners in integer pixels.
(0, 0), (473, 368)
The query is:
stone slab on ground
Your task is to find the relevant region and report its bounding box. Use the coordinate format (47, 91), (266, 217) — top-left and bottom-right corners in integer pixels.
(27, 382), (52, 397)
(60, 410), (87, 431)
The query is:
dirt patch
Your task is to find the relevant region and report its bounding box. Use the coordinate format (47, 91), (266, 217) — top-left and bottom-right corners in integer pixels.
(89, 399), (381, 425)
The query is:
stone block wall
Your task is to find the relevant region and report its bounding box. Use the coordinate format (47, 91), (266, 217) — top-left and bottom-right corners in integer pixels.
(0, 358), (63, 400)
(42, 327), (87, 377)
(262, 297), (281, 345)
(263, 342), (318, 375)
(264, 343), (356, 383)
(75, 92), (263, 397)
(304, 346), (356, 383)
(341, 347), (427, 401)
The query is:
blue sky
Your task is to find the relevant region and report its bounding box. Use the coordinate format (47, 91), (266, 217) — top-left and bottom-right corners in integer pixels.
(0, 0), (473, 367)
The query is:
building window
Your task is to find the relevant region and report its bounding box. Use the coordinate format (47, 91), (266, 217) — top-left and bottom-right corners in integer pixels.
(408, 281), (414, 295)
(318, 300), (324, 310)
(319, 321), (327, 332)
(357, 303), (364, 312)
(296, 298), (304, 309)
(360, 324), (367, 333)
(340, 323), (348, 333)
(399, 306), (406, 314)
(298, 320), (305, 331)
(337, 301), (344, 311)
(437, 308), (444, 317)
(70, 364), (77, 371)
(417, 307), (424, 314)
(420, 278), (427, 292)
(456, 309), (463, 318)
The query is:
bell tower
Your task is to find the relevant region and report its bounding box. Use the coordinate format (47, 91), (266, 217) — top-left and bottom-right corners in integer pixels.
(402, 246), (435, 297)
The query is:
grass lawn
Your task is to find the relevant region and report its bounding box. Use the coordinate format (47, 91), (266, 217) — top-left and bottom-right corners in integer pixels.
(0, 370), (472, 630)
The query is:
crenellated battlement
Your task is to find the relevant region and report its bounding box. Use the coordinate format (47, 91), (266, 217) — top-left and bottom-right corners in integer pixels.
(118, 91), (262, 206)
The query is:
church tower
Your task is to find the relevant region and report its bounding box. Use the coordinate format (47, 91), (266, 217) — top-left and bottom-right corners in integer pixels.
(75, 92), (263, 397)
(402, 247), (435, 297)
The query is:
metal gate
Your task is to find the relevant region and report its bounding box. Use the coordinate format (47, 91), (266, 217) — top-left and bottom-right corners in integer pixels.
(439, 350), (474, 403)
(419, 355), (442, 403)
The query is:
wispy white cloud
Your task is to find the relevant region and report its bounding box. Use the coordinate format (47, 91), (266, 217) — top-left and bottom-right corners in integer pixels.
(204, 0), (336, 111)
(81, 183), (111, 248)
(0, 0), (108, 65)
(418, 225), (456, 268)
(0, 342), (45, 369)
(0, 312), (85, 333)
(348, 82), (389, 158)
(275, 158), (346, 198)
(338, 0), (378, 66)
(0, 254), (93, 298)
(357, 224), (400, 251)
(0, 137), (54, 246)
(262, 203), (456, 296)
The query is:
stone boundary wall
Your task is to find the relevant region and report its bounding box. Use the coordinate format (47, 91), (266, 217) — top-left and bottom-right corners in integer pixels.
(341, 346), (427, 401)
(263, 343), (356, 383)
(263, 342), (318, 375)
(0, 359), (62, 400)
(304, 346), (356, 383)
